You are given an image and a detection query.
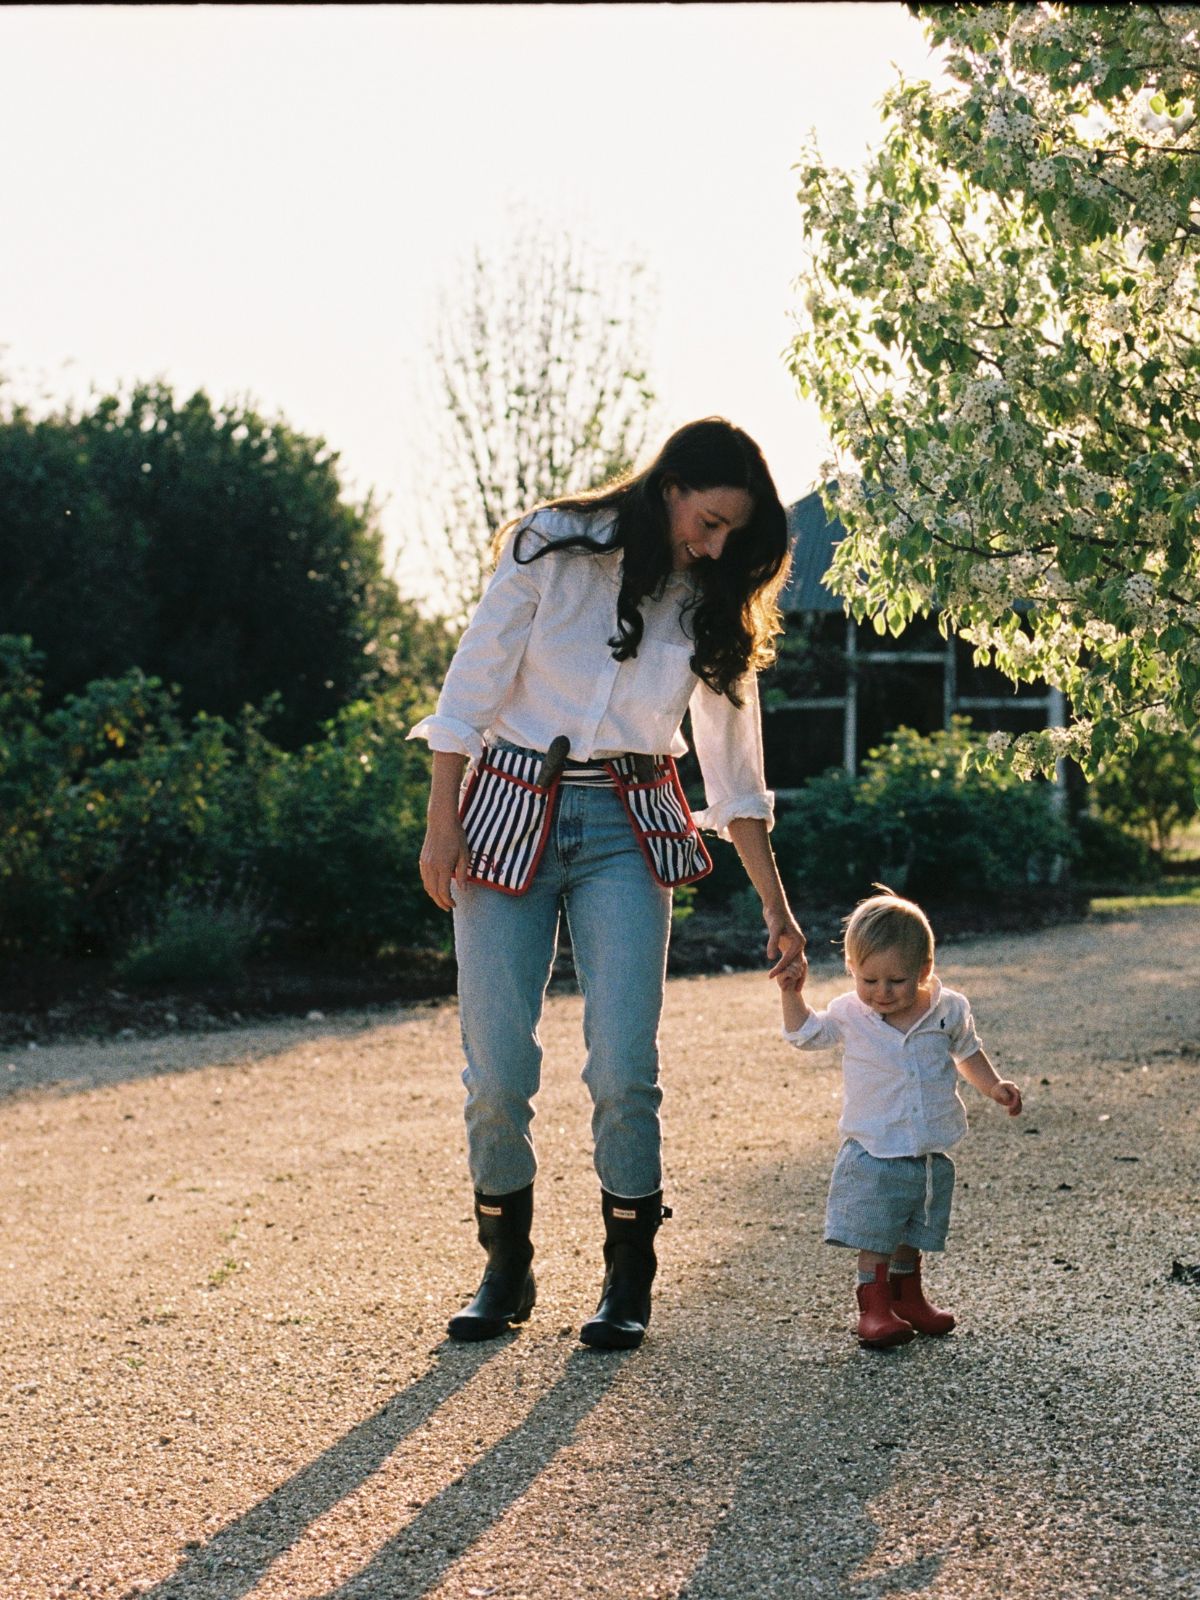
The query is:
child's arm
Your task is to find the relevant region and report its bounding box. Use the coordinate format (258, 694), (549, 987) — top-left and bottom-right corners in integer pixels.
(956, 1049), (1023, 1116)
(777, 951), (811, 1034)
(777, 958), (847, 1051)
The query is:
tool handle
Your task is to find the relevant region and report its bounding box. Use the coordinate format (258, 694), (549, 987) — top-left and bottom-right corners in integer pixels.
(536, 735), (571, 789)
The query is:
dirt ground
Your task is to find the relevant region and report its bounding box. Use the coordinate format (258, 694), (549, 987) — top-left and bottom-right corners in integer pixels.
(2, 905), (1198, 1600)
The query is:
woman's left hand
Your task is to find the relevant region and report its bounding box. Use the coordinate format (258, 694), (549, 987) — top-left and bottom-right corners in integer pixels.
(764, 906), (806, 983)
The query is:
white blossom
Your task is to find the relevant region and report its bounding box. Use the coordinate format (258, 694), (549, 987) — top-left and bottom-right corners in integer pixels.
(1123, 572), (1157, 608)
(790, 5), (1200, 764)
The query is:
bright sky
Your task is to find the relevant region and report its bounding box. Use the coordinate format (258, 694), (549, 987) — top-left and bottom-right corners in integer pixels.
(0, 3), (940, 609)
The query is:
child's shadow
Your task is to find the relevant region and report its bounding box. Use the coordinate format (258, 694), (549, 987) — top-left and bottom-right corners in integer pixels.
(675, 1402), (947, 1600)
(851, 1553), (945, 1596)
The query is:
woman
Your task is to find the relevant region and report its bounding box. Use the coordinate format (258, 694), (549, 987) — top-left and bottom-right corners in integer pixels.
(410, 417), (806, 1351)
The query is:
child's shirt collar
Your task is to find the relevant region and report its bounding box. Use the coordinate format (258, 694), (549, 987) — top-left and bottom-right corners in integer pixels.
(851, 974), (945, 1039)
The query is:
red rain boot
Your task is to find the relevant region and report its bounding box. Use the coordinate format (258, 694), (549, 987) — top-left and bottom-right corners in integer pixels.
(856, 1261), (915, 1348)
(891, 1256), (956, 1336)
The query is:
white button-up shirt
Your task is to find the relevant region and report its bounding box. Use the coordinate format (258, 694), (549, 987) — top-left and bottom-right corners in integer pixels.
(407, 507), (774, 838)
(782, 977), (984, 1157)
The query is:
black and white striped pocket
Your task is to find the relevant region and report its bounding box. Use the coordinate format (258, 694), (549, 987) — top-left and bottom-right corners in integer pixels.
(459, 746), (559, 895)
(606, 757), (713, 888)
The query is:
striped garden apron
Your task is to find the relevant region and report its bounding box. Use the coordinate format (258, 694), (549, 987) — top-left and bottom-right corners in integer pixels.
(458, 745), (712, 895)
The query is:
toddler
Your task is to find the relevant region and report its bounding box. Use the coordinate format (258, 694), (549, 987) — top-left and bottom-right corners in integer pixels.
(779, 889), (1022, 1348)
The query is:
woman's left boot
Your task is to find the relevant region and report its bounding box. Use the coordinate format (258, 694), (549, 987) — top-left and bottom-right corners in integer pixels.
(579, 1189), (671, 1351)
(891, 1255), (956, 1336)
(447, 1183), (536, 1342)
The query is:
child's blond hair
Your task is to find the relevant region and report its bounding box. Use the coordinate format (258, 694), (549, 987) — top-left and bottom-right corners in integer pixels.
(843, 886), (934, 975)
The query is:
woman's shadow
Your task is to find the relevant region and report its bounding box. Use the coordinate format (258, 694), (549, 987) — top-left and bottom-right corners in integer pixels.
(135, 1206), (938, 1600)
(138, 1338), (635, 1600)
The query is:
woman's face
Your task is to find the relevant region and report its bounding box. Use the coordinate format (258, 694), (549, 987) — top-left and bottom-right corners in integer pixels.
(663, 483), (754, 572)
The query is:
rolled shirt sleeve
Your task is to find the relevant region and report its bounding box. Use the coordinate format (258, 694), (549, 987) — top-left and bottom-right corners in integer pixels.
(688, 670), (775, 841)
(947, 996), (984, 1062)
(781, 1007), (846, 1051)
(406, 528), (543, 766)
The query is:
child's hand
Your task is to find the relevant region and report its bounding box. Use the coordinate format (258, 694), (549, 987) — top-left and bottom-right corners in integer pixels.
(773, 951), (808, 994)
(989, 1080), (1023, 1117)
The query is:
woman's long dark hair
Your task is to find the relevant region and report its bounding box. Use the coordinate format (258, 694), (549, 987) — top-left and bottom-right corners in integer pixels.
(492, 417), (790, 702)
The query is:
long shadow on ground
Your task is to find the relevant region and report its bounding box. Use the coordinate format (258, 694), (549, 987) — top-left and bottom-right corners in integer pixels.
(137, 1341), (506, 1600)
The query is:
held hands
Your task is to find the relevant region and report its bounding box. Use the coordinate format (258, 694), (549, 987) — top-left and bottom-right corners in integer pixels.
(769, 914), (811, 1035)
(419, 814), (470, 912)
(988, 1080), (1023, 1117)
(773, 949), (808, 995)
(765, 907), (807, 988)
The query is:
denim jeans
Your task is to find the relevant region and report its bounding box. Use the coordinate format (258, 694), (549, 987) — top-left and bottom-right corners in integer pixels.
(452, 777), (672, 1199)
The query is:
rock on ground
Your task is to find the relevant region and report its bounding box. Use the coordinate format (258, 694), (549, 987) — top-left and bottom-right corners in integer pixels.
(1, 906), (1198, 1599)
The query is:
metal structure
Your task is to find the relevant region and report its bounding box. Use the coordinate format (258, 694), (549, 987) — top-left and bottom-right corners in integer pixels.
(770, 491), (1065, 798)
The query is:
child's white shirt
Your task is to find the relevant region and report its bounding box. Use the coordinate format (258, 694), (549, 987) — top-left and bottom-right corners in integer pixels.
(782, 976), (983, 1158)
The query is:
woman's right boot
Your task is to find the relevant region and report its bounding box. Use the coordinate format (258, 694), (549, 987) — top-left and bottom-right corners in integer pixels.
(447, 1182), (536, 1342)
(856, 1261), (915, 1349)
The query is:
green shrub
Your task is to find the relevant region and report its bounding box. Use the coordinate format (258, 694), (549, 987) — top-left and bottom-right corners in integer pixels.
(671, 884), (698, 924)
(1070, 813), (1158, 888)
(764, 720), (1074, 906)
(252, 692), (440, 954)
(0, 642), (240, 955)
(115, 895), (262, 988)
(0, 636), (443, 960)
(1089, 729), (1200, 856)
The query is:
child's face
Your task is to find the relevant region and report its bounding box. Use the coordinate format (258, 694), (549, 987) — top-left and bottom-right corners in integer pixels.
(849, 945), (932, 1020)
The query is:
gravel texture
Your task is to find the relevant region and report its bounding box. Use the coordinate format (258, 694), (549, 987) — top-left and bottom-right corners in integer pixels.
(2, 905), (1198, 1600)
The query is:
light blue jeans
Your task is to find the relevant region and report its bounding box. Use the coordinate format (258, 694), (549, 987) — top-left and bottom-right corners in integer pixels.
(452, 778), (672, 1199)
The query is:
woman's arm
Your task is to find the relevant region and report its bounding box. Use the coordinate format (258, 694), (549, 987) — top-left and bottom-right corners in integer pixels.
(419, 751), (470, 911)
(687, 672), (805, 977)
(406, 522), (543, 767)
(411, 523), (548, 909)
(726, 816), (806, 979)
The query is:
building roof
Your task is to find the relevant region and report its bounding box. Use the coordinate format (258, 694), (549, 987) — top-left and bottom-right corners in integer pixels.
(780, 488), (844, 614)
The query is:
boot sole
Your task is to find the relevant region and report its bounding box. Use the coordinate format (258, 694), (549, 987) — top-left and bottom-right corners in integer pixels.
(578, 1320), (645, 1351)
(447, 1282), (536, 1342)
(857, 1328), (915, 1349)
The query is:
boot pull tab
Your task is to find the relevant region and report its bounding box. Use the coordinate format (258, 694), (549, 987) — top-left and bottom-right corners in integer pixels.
(660, 1204), (673, 1222)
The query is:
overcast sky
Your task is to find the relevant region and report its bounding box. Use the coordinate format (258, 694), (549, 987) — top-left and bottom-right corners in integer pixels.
(0, 3), (940, 606)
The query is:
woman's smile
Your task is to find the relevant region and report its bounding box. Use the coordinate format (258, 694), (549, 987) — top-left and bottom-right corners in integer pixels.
(665, 483), (754, 571)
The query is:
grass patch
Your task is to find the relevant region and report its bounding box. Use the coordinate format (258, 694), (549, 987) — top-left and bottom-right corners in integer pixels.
(207, 1258), (242, 1289)
(1090, 877), (1200, 914)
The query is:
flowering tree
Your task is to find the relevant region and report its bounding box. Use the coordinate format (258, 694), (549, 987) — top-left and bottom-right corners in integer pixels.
(789, 4), (1200, 774)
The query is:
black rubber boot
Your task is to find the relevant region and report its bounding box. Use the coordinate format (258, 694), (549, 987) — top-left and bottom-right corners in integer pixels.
(447, 1183), (536, 1342)
(579, 1189), (671, 1351)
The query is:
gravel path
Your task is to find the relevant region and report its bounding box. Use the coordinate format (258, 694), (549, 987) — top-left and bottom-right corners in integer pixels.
(2, 906), (1198, 1600)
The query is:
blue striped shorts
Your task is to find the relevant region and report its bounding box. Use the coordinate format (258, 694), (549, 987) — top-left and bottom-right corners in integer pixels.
(824, 1138), (955, 1254)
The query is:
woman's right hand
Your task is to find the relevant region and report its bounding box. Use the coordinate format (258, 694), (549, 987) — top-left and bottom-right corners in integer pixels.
(420, 750), (471, 910)
(419, 812), (471, 911)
